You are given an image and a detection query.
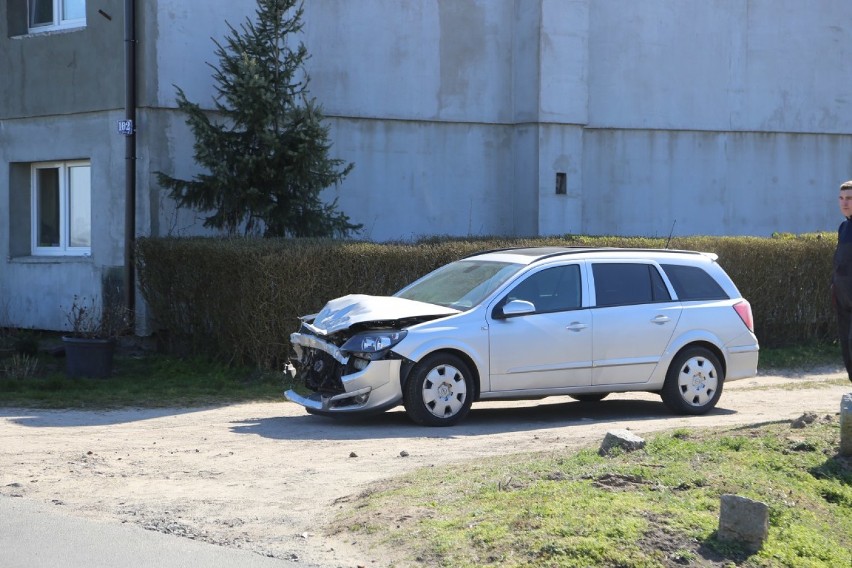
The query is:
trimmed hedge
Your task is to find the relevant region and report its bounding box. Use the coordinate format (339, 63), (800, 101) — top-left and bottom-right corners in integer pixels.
(136, 234), (836, 369)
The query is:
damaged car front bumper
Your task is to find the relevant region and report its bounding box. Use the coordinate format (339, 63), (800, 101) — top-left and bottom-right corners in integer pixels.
(284, 332), (406, 416)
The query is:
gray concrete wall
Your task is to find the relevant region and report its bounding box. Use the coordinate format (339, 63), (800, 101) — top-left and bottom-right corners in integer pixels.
(581, 129), (852, 237)
(0, 110), (128, 329)
(304, 0), (851, 240)
(0, 0), (127, 330)
(141, 0), (852, 241)
(569, 0), (852, 237)
(2, 0), (852, 331)
(586, 1), (852, 134)
(0, 0), (124, 117)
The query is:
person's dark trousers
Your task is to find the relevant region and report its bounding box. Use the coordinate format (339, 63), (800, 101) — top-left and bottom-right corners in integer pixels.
(837, 304), (852, 383)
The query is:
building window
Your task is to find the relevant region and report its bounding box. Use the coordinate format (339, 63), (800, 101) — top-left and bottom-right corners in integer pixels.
(28, 0), (85, 32)
(31, 161), (91, 256)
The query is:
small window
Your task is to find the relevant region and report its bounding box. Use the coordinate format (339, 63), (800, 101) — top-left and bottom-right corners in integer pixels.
(505, 265), (582, 313)
(555, 172), (567, 195)
(31, 160), (91, 256)
(593, 263), (671, 307)
(661, 264), (729, 301)
(28, 0), (85, 32)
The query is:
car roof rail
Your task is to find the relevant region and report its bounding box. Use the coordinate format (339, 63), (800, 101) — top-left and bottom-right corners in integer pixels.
(462, 246), (710, 263)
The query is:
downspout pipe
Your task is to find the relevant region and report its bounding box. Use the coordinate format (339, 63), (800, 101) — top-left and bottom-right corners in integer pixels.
(124, 0), (137, 323)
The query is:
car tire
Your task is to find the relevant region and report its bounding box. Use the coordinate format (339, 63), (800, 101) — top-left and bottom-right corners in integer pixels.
(568, 393), (608, 403)
(661, 347), (724, 415)
(403, 353), (473, 426)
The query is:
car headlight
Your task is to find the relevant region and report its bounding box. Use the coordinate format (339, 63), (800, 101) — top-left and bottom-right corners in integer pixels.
(342, 330), (408, 360)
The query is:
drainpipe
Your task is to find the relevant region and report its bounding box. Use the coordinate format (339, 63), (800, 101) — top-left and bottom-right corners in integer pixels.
(124, 0), (137, 323)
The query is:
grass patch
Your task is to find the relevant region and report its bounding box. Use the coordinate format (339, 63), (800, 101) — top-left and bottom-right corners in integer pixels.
(758, 342), (841, 370)
(330, 421), (852, 567)
(0, 349), (291, 408)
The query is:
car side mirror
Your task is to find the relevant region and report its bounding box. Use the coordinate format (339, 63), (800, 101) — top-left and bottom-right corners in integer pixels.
(495, 299), (536, 319)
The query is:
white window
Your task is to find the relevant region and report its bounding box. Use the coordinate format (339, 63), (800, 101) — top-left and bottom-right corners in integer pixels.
(31, 161), (91, 256)
(28, 0), (86, 32)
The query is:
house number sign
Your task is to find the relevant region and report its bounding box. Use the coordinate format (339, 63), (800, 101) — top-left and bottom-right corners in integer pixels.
(117, 120), (135, 135)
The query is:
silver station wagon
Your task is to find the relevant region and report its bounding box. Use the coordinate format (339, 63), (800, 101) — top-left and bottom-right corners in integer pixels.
(285, 247), (759, 426)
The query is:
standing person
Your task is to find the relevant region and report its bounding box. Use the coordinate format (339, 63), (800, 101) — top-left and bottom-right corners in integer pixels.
(832, 180), (852, 384)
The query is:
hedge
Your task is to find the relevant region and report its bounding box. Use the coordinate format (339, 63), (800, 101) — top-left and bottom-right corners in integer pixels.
(135, 234), (836, 369)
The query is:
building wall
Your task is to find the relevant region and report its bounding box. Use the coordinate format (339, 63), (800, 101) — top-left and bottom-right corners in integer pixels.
(2, 0), (852, 331)
(137, 0), (852, 242)
(148, 0), (543, 240)
(0, 0), (127, 329)
(0, 0), (124, 117)
(307, 0), (851, 240)
(572, 0), (852, 238)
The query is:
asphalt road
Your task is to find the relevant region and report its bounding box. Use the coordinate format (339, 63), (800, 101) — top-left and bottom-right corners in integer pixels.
(0, 496), (303, 568)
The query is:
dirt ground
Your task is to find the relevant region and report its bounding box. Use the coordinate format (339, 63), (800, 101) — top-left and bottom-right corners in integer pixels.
(1, 368), (850, 567)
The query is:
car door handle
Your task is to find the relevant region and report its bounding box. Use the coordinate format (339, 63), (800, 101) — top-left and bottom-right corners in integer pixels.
(651, 315), (671, 325)
(566, 322), (588, 331)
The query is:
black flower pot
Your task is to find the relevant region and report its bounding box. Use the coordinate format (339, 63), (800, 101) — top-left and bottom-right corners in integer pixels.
(62, 336), (115, 378)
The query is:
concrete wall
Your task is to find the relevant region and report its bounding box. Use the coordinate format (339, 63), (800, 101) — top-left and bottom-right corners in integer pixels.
(571, 0), (852, 237)
(137, 0), (852, 241)
(0, 0), (124, 117)
(0, 0), (128, 329)
(0, 111), (128, 328)
(306, 0), (851, 240)
(2, 0), (852, 331)
(586, 1), (852, 133)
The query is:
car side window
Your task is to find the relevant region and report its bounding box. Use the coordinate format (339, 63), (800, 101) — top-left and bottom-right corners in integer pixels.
(661, 264), (730, 300)
(505, 265), (582, 313)
(592, 263), (671, 307)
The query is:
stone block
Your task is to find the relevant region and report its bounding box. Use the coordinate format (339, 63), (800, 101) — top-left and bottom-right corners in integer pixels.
(718, 494), (768, 552)
(599, 429), (645, 456)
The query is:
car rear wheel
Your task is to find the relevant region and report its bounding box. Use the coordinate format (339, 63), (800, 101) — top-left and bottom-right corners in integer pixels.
(568, 393), (608, 403)
(403, 353), (473, 426)
(661, 347), (724, 415)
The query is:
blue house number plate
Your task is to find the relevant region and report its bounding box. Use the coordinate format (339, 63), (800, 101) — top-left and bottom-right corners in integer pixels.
(117, 120), (134, 135)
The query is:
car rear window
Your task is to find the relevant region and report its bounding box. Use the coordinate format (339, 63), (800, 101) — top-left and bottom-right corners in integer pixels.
(661, 264), (729, 300)
(592, 263), (671, 306)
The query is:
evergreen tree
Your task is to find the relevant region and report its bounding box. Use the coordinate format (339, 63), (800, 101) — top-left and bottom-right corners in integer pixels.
(158, 0), (360, 238)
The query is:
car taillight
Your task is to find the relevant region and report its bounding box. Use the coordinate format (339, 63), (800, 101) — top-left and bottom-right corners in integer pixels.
(733, 300), (754, 333)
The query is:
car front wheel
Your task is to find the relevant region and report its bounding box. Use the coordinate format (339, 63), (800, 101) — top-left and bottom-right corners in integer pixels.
(661, 347), (724, 415)
(403, 353), (473, 426)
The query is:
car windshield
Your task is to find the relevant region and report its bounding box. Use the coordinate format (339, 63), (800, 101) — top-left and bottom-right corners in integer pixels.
(395, 259), (523, 310)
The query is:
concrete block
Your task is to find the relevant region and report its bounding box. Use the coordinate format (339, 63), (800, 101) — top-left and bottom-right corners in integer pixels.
(718, 494), (769, 552)
(599, 429), (645, 456)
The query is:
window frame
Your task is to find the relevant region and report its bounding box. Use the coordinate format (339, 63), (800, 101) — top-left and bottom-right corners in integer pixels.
(30, 160), (92, 257)
(27, 0), (86, 33)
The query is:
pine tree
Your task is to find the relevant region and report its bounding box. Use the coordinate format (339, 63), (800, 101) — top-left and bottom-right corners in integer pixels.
(157, 0), (360, 238)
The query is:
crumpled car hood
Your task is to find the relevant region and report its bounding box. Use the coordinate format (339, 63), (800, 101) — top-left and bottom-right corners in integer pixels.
(307, 294), (460, 335)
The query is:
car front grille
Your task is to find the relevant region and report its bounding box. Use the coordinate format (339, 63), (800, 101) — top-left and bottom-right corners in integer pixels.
(294, 347), (348, 395)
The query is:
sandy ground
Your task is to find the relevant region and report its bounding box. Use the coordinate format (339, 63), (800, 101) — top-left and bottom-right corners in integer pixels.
(1, 368), (850, 567)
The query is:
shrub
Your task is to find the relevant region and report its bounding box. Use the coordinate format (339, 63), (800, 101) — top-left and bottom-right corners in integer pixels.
(136, 233), (835, 368)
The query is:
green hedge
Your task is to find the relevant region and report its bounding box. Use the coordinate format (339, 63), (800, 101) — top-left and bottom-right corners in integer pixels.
(135, 234), (836, 369)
